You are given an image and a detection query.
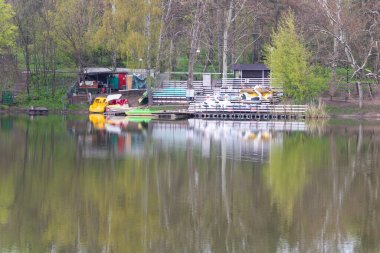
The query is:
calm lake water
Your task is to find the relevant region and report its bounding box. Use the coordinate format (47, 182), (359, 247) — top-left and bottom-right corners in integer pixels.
(0, 115), (379, 252)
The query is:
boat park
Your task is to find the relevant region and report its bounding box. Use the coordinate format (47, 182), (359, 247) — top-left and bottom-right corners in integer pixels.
(68, 64), (308, 120)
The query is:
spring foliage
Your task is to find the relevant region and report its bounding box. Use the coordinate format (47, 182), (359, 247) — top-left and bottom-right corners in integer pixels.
(0, 0), (17, 53)
(265, 11), (329, 103)
(93, 0), (161, 68)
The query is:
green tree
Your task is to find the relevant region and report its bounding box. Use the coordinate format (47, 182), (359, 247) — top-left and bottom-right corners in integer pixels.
(265, 11), (329, 102)
(54, 0), (99, 70)
(0, 0), (16, 53)
(93, 0), (161, 68)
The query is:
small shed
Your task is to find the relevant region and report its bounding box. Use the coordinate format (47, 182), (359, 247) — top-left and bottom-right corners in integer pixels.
(231, 63), (270, 79)
(80, 67), (128, 90)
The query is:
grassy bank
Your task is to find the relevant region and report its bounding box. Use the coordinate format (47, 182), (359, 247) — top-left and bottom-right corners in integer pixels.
(326, 104), (380, 117)
(2, 99), (187, 114)
(305, 104), (328, 119)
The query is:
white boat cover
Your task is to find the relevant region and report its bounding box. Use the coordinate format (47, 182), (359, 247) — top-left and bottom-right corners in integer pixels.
(106, 94), (122, 102)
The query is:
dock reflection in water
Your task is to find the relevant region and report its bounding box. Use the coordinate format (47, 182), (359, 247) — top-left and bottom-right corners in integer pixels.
(81, 116), (306, 163)
(151, 119), (306, 163)
(1, 115), (380, 252)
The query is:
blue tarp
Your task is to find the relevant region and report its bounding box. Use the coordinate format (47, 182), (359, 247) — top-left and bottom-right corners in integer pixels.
(133, 74), (146, 89)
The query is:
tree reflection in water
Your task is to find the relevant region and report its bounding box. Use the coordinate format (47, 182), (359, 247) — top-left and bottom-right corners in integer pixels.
(0, 116), (379, 252)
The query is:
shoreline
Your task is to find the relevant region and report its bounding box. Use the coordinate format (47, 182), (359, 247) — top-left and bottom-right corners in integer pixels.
(2, 106), (380, 120)
(0, 104), (187, 116)
(330, 114), (380, 120)
(0, 107), (89, 115)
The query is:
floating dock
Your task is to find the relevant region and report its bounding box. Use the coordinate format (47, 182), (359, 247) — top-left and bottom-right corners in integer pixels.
(188, 104), (308, 120)
(28, 107), (49, 116)
(153, 111), (189, 120)
(153, 104), (308, 121)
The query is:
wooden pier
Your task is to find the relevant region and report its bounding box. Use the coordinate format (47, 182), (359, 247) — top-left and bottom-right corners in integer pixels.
(153, 111), (189, 120)
(189, 104), (308, 120)
(153, 104), (308, 121)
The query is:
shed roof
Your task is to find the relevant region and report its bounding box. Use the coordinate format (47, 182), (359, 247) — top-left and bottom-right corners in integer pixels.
(231, 63), (270, 71)
(83, 67), (129, 74)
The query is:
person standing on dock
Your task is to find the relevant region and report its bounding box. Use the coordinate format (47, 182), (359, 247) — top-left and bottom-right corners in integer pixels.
(87, 92), (92, 104)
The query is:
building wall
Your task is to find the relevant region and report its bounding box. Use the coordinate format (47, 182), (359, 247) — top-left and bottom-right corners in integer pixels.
(242, 70), (263, 78)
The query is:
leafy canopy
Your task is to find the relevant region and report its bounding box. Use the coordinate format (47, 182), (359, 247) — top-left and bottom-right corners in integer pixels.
(93, 0), (161, 68)
(0, 0), (17, 54)
(265, 11), (329, 103)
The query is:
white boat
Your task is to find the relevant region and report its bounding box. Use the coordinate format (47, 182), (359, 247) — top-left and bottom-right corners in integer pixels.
(104, 94), (130, 115)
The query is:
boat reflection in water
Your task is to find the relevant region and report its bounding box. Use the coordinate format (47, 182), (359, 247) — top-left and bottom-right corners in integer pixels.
(77, 116), (306, 163)
(75, 114), (150, 158)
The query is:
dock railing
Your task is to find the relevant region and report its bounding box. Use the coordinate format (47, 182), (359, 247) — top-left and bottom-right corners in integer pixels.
(220, 78), (283, 92)
(188, 103), (308, 120)
(161, 79), (282, 89)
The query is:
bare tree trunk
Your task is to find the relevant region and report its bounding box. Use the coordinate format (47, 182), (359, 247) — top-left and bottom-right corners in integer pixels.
(16, 15), (32, 96)
(145, 0), (152, 71)
(203, 5), (215, 72)
(111, 1), (117, 70)
(203, 48), (212, 72)
(187, 0), (203, 88)
(155, 22), (164, 74)
(51, 44), (56, 97)
(217, 0), (224, 73)
(357, 82), (363, 109)
(112, 50), (117, 70)
(42, 41), (47, 89)
(368, 83), (373, 99)
(169, 39), (173, 75)
(155, 0), (172, 74)
(230, 2), (236, 65)
(222, 1), (233, 79)
(25, 44), (31, 96)
(222, 29), (228, 79)
(330, 27), (339, 100)
(375, 42), (380, 85)
(252, 18), (261, 63)
(273, 0), (281, 30)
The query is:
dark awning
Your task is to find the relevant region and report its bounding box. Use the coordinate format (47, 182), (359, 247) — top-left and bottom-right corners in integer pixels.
(82, 67), (129, 74)
(231, 63), (270, 71)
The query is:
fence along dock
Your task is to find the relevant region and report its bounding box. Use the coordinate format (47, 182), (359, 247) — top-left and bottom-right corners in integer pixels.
(188, 104), (308, 120)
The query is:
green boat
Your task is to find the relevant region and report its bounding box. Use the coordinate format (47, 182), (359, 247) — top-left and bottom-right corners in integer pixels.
(125, 108), (157, 118)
